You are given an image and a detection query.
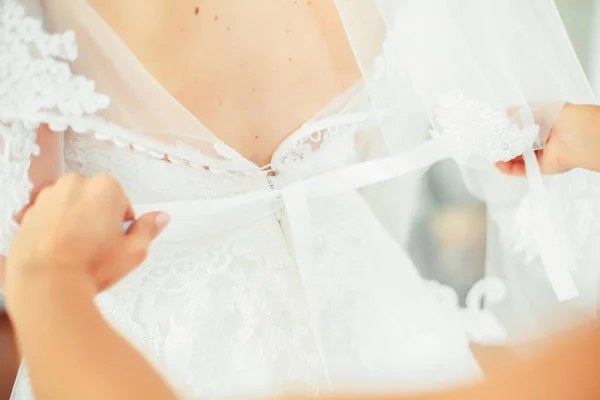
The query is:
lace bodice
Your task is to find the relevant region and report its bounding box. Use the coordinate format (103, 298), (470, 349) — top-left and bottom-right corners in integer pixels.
(64, 82), (375, 204)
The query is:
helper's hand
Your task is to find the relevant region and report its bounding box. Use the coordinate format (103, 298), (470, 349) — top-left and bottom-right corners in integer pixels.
(5, 173), (169, 303)
(496, 103), (600, 175)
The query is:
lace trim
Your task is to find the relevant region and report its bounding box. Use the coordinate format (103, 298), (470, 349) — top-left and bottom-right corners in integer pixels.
(0, 123), (37, 254)
(374, 25), (539, 165)
(0, 0), (106, 253)
(432, 91), (539, 164)
(495, 172), (593, 267)
(427, 277), (507, 344)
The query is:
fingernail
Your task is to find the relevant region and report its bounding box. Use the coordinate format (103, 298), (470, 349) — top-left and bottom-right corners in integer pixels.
(155, 213), (170, 232)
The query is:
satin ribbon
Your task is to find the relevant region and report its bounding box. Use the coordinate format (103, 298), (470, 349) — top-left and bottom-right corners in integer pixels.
(521, 148), (578, 301)
(132, 135), (577, 323)
(132, 137), (442, 244)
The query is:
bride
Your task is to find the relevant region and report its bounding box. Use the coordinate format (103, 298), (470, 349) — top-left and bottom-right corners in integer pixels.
(1, 0), (600, 398)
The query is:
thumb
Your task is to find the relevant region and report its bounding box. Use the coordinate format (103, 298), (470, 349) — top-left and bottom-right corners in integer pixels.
(124, 212), (170, 262)
(97, 213), (169, 292)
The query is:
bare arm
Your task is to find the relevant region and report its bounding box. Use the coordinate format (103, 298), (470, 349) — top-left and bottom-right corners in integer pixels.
(0, 125), (63, 399)
(0, 125), (63, 288)
(327, 324), (600, 400)
(8, 271), (179, 400)
(4, 172), (179, 400)
(3, 273), (506, 400)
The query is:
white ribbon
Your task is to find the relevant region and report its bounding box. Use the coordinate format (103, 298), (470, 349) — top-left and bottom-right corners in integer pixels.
(133, 137), (446, 243)
(134, 133), (578, 322)
(521, 148), (578, 301)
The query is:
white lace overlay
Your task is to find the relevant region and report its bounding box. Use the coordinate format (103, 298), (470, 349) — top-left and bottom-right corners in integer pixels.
(495, 171), (593, 266)
(1, 1), (558, 399)
(433, 91), (539, 164)
(0, 122), (38, 254)
(0, 0), (107, 253)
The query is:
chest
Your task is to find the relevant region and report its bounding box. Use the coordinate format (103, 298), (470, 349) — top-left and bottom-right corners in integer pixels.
(86, 0), (361, 166)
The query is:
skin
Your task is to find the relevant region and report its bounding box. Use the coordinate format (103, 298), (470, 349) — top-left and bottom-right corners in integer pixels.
(496, 103), (600, 175)
(83, 0), (362, 167)
(5, 173), (174, 400)
(0, 127), (63, 398)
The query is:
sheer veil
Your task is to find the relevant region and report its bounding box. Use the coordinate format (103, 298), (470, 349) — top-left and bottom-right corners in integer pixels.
(337, 0), (600, 337)
(2, 0), (600, 340)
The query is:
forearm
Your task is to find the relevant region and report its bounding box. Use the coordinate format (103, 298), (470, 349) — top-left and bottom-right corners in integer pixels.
(455, 325), (600, 400)
(7, 271), (178, 400)
(327, 327), (600, 400)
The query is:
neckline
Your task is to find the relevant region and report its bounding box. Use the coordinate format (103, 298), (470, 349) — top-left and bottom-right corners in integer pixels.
(74, 0), (366, 170)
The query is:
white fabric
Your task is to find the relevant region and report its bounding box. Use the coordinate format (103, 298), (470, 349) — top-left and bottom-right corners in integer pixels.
(1, 0), (600, 398)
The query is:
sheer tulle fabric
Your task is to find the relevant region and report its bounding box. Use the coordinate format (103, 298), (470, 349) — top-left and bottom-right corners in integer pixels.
(339, 0), (600, 337)
(1, 0), (600, 398)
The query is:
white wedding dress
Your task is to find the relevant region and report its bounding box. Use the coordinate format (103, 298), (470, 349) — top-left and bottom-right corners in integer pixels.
(37, 84), (492, 397)
(2, 0), (600, 399)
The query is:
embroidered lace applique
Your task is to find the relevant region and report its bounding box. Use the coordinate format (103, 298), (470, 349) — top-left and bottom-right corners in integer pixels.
(495, 172), (593, 267)
(432, 91), (539, 164)
(0, 0), (106, 253)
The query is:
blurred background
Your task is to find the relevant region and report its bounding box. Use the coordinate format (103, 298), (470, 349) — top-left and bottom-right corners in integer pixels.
(410, 0), (600, 301)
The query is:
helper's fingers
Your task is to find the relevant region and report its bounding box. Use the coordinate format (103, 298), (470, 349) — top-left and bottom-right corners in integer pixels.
(97, 213), (169, 291)
(85, 174), (133, 223)
(495, 156), (527, 176)
(495, 151), (557, 177)
(124, 205), (135, 222)
(124, 212), (170, 263)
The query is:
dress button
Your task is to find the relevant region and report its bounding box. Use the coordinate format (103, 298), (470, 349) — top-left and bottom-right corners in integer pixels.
(267, 175), (279, 190)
